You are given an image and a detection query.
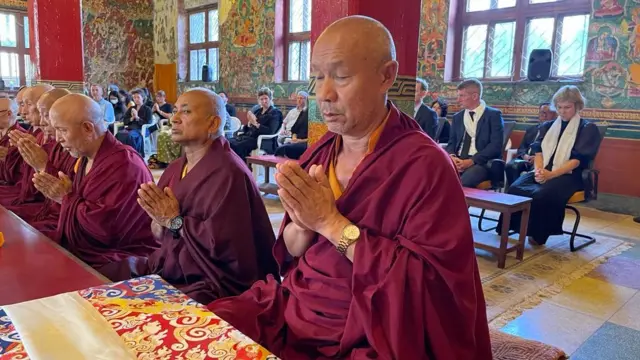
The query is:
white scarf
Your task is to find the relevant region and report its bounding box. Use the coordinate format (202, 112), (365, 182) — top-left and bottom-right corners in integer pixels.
(462, 100), (486, 156)
(541, 115), (581, 172)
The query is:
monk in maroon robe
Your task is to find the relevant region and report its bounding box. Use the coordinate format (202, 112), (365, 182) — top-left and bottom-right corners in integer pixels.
(101, 89), (279, 305)
(0, 85), (50, 193)
(0, 98), (23, 161)
(6, 89), (75, 235)
(208, 17), (492, 359)
(33, 94), (159, 270)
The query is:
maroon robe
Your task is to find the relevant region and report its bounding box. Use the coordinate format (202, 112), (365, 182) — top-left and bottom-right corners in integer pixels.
(101, 137), (279, 305)
(208, 103), (492, 359)
(0, 123), (28, 185)
(55, 132), (159, 269)
(7, 141), (77, 239)
(0, 136), (58, 208)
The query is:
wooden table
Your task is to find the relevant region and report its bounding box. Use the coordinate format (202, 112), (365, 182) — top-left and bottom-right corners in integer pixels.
(246, 155), (293, 195)
(464, 188), (532, 269)
(0, 206), (107, 305)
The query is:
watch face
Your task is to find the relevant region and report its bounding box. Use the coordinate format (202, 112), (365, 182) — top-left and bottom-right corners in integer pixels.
(170, 216), (183, 230)
(343, 224), (360, 241)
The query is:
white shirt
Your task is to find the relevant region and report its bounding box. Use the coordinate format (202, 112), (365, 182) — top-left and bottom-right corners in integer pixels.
(279, 107), (303, 137)
(462, 100), (486, 157)
(414, 103), (422, 118)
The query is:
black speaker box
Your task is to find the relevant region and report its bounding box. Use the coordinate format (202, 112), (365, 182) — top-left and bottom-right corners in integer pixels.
(202, 65), (213, 82)
(527, 49), (552, 82)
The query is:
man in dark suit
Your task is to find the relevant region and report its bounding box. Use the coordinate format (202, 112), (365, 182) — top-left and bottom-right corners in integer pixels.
(505, 102), (557, 186)
(414, 78), (439, 140)
(446, 79), (504, 187)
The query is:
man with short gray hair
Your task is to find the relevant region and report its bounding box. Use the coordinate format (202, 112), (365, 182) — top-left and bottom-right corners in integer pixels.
(0, 97), (24, 160)
(101, 88), (279, 305)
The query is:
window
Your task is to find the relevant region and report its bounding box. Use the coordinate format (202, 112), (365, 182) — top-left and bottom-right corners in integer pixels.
(285, 0), (311, 81)
(0, 11), (31, 87)
(187, 6), (219, 81)
(452, 0), (591, 81)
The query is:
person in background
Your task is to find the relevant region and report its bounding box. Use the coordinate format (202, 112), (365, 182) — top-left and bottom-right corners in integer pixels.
(218, 91), (236, 131)
(108, 90), (127, 123)
(274, 92), (309, 159)
(116, 88), (152, 157)
(498, 86), (601, 246)
(445, 79), (504, 187)
(90, 84), (115, 126)
(277, 91), (309, 145)
(505, 102), (557, 186)
(0, 98), (23, 161)
(118, 90), (135, 109)
(431, 98), (450, 143)
(229, 87), (283, 160)
(142, 88), (154, 108)
(414, 78), (438, 140)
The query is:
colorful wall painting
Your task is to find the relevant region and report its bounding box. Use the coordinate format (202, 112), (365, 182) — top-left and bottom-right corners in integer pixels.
(82, 0), (155, 91)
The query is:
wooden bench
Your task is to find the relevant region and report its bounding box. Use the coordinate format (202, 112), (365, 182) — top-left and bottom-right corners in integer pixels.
(464, 187), (532, 269)
(246, 155), (293, 195)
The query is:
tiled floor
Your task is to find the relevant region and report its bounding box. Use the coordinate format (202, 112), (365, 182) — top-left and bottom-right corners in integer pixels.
(499, 206), (640, 359)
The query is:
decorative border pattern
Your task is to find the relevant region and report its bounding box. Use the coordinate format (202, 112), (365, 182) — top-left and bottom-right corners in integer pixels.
(38, 80), (84, 93)
(0, 0), (27, 10)
(308, 75), (416, 101)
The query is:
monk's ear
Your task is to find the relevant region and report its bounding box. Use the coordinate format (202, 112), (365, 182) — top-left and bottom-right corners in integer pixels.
(81, 121), (94, 134)
(208, 115), (221, 135)
(379, 60), (398, 94)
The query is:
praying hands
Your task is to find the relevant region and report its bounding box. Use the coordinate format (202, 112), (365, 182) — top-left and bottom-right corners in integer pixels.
(32, 171), (72, 204)
(137, 182), (180, 228)
(247, 112), (259, 127)
(16, 137), (48, 171)
(8, 129), (36, 147)
(276, 161), (344, 238)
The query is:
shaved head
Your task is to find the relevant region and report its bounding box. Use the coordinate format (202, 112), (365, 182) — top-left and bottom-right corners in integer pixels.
(171, 88), (225, 146)
(16, 86), (28, 117)
(50, 94), (107, 158)
(23, 84), (54, 126)
(0, 98), (19, 130)
(312, 16), (398, 137)
(38, 89), (72, 138)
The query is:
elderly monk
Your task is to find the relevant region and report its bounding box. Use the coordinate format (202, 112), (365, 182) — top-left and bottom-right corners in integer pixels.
(15, 86), (28, 118)
(6, 89), (75, 235)
(32, 94), (159, 270)
(0, 98), (23, 161)
(208, 16), (492, 359)
(102, 89), (279, 304)
(22, 84), (54, 141)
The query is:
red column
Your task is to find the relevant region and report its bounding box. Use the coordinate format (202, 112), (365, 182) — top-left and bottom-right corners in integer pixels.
(308, 0), (422, 143)
(28, 0), (84, 91)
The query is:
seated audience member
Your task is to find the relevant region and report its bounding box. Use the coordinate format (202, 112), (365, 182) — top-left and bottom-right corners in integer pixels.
(101, 89), (279, 304)
(116, 88), (152, 157)
(218, 91), (236, 131)
(229, 87), (283, 160)
(274, 91), (309, 160)
(505, 102), (557, 186)
(90, 84), (115, 126)
(143, 88), (154, 108)
(498, 86), (601, 245)
(6, 89), (75, 237)
(445, 79), (504, 187)
(33, 94), (159, 271)
(108, 90), (127, 123)
(278, 91), (309, 144)
(146, 90), (173, 136)
(0, 98), (22, 161)
(118, 90), (135, 109)
(414, 78), (438, 139)
(208, 16), (491, 359)
(431, 98), (450, 143)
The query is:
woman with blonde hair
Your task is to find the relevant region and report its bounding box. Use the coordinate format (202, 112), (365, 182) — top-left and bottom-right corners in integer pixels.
(497, 85), (602, 245)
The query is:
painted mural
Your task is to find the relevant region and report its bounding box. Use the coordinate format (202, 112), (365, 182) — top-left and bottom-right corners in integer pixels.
(82, 0), (154, 91)
(0, 0), (25, 10)
(415, 0), (640, 140)
(154, 0), (178, 64)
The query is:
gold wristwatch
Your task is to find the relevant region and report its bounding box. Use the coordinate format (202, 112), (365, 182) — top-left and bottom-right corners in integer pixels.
(337, 224), (360, 255)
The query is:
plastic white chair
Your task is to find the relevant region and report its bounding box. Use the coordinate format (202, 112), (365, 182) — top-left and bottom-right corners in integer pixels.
(227, 117), (241, 138)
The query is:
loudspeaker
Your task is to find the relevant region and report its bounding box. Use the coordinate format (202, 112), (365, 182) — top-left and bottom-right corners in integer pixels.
(201, 65), (213, 82)
(527, 49), (552, 82)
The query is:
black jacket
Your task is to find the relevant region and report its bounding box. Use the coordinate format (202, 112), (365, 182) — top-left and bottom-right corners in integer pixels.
(445, 106), (504, 165)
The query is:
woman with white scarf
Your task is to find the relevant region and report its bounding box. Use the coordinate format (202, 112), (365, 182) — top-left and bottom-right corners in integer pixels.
(497, 86), (602, 245)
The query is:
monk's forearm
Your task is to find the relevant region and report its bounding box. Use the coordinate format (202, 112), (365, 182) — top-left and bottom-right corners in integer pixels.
(319, 214), (355, 262)
(283, 222), (314, 257)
